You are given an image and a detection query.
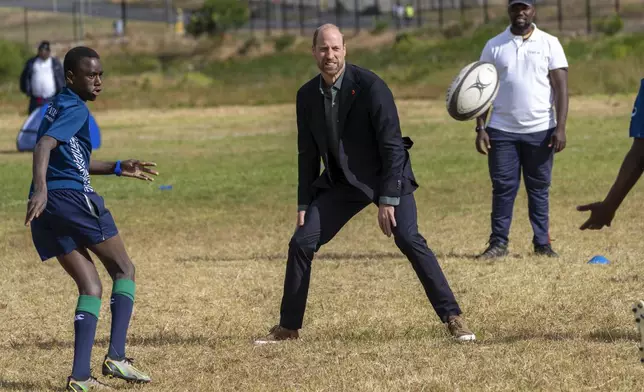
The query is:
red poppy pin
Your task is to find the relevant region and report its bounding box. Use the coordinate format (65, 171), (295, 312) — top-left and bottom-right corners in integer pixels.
(351, 89), (355, 95)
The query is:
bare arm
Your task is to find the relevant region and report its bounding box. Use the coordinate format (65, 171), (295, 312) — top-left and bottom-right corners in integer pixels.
(578, 138), (644, 230)
(549, 68), (569, 152)
(550, 68), (569, 131)
(600, 139), (644, 210)
(476, 108), (489, 130)
(475, 109), (491, 155)
(25, 136), (58, 225)
(89, 159), (117, 175)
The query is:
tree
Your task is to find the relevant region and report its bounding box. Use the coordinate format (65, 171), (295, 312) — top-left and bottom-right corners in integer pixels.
(186, 0), (250, 37)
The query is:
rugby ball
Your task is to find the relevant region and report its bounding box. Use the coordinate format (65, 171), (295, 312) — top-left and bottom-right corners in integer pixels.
(446, 61), (499, 121)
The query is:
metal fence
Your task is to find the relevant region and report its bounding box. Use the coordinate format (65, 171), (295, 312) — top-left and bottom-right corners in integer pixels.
(245, 0), (642, 35)
(7, 0), (643, 48)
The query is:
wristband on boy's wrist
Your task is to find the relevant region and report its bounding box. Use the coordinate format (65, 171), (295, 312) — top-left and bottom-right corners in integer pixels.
(114, 160), (122, 176)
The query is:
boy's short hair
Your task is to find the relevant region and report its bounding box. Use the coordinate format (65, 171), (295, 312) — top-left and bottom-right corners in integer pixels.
(64, 46), (100, 74)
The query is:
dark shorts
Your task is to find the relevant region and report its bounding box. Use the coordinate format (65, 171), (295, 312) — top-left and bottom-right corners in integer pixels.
(30, 189), (119, 261)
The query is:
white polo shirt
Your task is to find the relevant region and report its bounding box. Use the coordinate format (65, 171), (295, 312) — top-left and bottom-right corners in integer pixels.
(480, 24), (568, 134)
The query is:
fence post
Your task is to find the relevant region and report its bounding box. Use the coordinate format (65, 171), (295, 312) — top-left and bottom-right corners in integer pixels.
(416, 0), (421, 27)
(250, 8), (254, 34)
(317, 0), (322, 26)
(586, 0), (591, 34)
(557, 0), (562, 31)
(281, 0), (286, 32)
(615, 0), (620, 13)
(483, 0), (489, 23)
(121, 0), (127, 32)
(24, 8), (29, 48)
(354, 0), (359, 32)
(438, 0), (443, 29)
(72, 2), (77, 41)
(374, 0), (379, 20)
(265, 0), (271, 36)
(460, 0), (465, 21)
(79, 0), (84, 40)
(336, 0), (341, 28)
(299, 0), (304, 35)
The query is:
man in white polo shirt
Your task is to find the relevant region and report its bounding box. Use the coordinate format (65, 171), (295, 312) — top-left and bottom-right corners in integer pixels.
(19, 41), (65, 114)
(474, 0), (569, 259)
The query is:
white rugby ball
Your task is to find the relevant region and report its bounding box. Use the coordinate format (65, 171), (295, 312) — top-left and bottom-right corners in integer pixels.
(446, 61), (499, 121)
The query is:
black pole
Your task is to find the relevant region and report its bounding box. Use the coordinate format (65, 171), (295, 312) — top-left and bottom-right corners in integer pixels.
(24, 8), (29, 47)
(557, 0), (562, 31)
(317, 0), (321, 26)
(281, 0), (286, 32)
(299, 0), (304, 35)
(73, 2), (77, 41)
(265, 0), (271, 36)
(354, 0), (360, 32)
(336, 0), (341, 28)
(439, 0), (444, 29)
(121, 0), (127, 32)
(460, 0), (465, 21)
(416, 0), (421, 28)
(483, 0), (488, 23)
(615, 0), (620, 13)
(586, 0), (591, 34)
(374, 0), (379, 20)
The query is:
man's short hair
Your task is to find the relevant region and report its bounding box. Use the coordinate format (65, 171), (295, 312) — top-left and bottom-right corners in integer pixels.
(312, 24), (345, 48)
(63, 46), (100, 74)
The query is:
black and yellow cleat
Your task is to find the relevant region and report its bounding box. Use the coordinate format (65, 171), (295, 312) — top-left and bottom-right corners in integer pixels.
(102, 356), (151, 384)
(65, 376), (112, 391)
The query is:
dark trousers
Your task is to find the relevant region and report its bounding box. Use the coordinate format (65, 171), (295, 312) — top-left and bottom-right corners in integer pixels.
(28, 96), (52, 114)
(279, 183), (462, 330)
(487, 127), (555, 247)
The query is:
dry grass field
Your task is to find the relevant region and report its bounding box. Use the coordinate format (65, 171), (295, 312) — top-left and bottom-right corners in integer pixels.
(2, 95), (644, 391)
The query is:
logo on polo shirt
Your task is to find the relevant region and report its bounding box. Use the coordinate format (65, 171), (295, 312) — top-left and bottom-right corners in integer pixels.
(44, 103), (58, 122)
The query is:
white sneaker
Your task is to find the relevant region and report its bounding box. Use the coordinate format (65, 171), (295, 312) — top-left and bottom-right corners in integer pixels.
(631, 300), (644, 363)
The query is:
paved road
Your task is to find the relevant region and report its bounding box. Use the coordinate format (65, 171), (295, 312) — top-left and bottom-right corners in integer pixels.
(1, 0), (404, 31)
(1, 0), (175, 22)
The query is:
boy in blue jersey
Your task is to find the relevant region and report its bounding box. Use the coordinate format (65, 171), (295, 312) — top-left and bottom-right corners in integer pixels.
(25, 46), (157, 390)
(577, 78), (644, 362)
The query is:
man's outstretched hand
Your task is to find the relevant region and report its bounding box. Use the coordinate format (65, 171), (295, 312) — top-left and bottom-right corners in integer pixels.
(577, 201), (616, 230)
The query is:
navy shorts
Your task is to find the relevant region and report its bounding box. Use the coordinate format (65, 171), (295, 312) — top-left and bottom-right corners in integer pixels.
(30, 189), (119, 261)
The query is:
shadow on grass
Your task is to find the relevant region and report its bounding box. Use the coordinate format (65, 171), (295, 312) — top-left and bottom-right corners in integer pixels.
(587, 328), (638, 343)
(0, 379), (59, 391)
(174, 250), (507, 263)
(4, 330), (236, 351)
(482, 328), (638, 345)
(176, 251), (405, 263)
(0, 150), (24, 155)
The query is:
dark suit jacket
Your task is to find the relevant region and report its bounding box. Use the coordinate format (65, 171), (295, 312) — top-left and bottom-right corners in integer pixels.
(20, 56), (65, 98)
(296, 63), (418, 207)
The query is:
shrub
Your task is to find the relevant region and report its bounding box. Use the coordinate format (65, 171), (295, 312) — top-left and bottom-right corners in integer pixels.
(274, 34), (296, 52)
(0, 40), (30, 83)
(594, 13), (624, 36)
(186, 0), (249, 37)
(371, 19), (389, 35)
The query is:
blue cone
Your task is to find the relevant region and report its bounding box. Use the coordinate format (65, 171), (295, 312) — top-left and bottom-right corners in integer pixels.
(588, 255), (610, 265)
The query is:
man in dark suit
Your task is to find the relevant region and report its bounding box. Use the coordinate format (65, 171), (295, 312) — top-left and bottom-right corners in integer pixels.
(255, 24), (475, 343)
